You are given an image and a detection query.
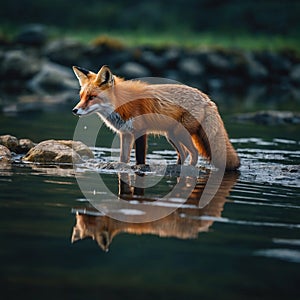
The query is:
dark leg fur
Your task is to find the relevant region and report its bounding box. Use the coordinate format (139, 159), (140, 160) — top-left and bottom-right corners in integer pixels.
(135, 134), (147, 164)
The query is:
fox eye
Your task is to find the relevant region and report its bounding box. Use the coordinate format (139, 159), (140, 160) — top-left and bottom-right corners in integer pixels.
(88, 95), (95, 101)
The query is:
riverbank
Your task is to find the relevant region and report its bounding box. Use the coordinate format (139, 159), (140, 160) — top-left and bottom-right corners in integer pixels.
(1, 26), (300, 101)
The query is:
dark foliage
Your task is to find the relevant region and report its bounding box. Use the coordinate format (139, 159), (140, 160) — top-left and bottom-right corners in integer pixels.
(1, 0), (300, 35)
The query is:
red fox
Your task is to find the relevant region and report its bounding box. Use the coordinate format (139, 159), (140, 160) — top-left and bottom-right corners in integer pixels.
(71, 172), (239, 251)
(72, 65), (240, 170)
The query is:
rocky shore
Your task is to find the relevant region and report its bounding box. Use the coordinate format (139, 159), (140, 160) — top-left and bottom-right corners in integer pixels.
(1, 25), (300, 111)
(0, 134), (93, 165)
(0, 134), (204, 177)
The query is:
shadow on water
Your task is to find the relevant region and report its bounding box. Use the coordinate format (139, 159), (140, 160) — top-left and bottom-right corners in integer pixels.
(71, 171), (239, 251)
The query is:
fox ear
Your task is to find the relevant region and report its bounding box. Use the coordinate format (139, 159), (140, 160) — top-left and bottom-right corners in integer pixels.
(95, 65), (114, 87)
(73, 66), (91, 86)
(71, 227), (82, 243)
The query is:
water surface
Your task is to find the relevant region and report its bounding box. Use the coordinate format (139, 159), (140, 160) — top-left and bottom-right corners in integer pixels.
(0, 104), (299, 300)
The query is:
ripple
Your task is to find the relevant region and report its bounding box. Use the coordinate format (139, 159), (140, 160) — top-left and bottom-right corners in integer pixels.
(185, 215), (300, 229)
(229, 199), (300, 210)
(255, 249), (300, 263)
(273, 238), (300, 246)
(273, 138), (298, 145)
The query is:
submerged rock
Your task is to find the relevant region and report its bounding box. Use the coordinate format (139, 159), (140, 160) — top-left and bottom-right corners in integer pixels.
(23, 140), (93, 164)
(93, 162), (205, 177)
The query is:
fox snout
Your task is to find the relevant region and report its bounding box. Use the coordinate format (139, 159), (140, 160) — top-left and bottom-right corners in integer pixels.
(72, 102), (105, 117)
(72, 104), (87, 116)
(72, 107), (80, 116)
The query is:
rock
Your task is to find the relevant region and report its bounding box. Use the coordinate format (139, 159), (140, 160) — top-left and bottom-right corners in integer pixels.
(163, 48), (181, 68)
(44, 38), (88, 66)
(139, 50), (167, 72)
(290, 64), (300, 84)
(23, 140), (93, 164)
(93, 163), (204, 177)
(118, 62), (151, 78)
(204, 52), (232, 73)
(23, 140), (81, 164)
(0, 50), (4, 64)
(0, 144), (12, 173)
(27, 61), (78, 93)
(162, 69), (181, 82)
(257, 52), (292, 75)
(2, 92), (77, 115)
(17, 139), (35, 153)
(235, 110), (300, 125)
(0, 145), (12, 162)
(58, 140), (94, 159)
(0, 135), (34, 154)
(0, 135), (19, 152)
(15, 24), (48, 46)
(0, 50), (41, 79)
(242, 52), (269, 80)
(178, 57), (204, 77)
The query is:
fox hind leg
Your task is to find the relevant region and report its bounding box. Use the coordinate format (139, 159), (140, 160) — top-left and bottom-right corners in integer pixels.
(167, 138), (187, 164)
(180, 135), (198, 165)
(168, 126), (198, 166)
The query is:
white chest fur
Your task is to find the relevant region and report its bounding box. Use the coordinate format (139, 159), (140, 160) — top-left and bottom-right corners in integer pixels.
(97, 111), (133, 133)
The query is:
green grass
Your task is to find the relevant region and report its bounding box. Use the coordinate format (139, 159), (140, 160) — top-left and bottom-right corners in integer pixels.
(58, 29), (300, 53)
(1, 24), (300, 53)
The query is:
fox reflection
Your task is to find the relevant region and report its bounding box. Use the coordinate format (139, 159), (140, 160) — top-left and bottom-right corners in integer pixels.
(72, 172), (238, 251)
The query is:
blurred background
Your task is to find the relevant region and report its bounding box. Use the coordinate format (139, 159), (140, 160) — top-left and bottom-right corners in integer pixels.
(1, 2), (300, 300)
(1, 0), (300, 37)
(0, 0), (299, 137)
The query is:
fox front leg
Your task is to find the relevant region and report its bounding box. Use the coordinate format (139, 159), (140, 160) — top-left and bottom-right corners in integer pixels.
(119, 133), (134, 163)
(134, 134), (147, 165)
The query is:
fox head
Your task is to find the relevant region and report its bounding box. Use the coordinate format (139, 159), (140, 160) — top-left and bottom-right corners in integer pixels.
(71, 214), (112, 252)
(72, 65), (115, 116)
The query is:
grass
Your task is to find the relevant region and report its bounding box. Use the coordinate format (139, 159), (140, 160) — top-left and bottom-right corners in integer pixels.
(1, 24), (300, 53)
(57, 28), (300, 53)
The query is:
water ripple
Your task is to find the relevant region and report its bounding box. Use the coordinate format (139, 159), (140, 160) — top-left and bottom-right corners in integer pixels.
(255, 249), (300, 263)
(183, 215), (300, 229)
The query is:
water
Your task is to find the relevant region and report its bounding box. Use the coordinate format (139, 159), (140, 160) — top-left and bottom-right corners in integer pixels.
(0, 105), (299, 300)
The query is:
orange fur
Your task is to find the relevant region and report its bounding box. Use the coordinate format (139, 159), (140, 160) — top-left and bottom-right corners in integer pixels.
(71, 172), (238, 251)
(73, 66), (240, 170)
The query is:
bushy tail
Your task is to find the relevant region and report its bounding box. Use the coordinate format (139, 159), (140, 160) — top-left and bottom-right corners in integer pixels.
(192, 105), (240, 171)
